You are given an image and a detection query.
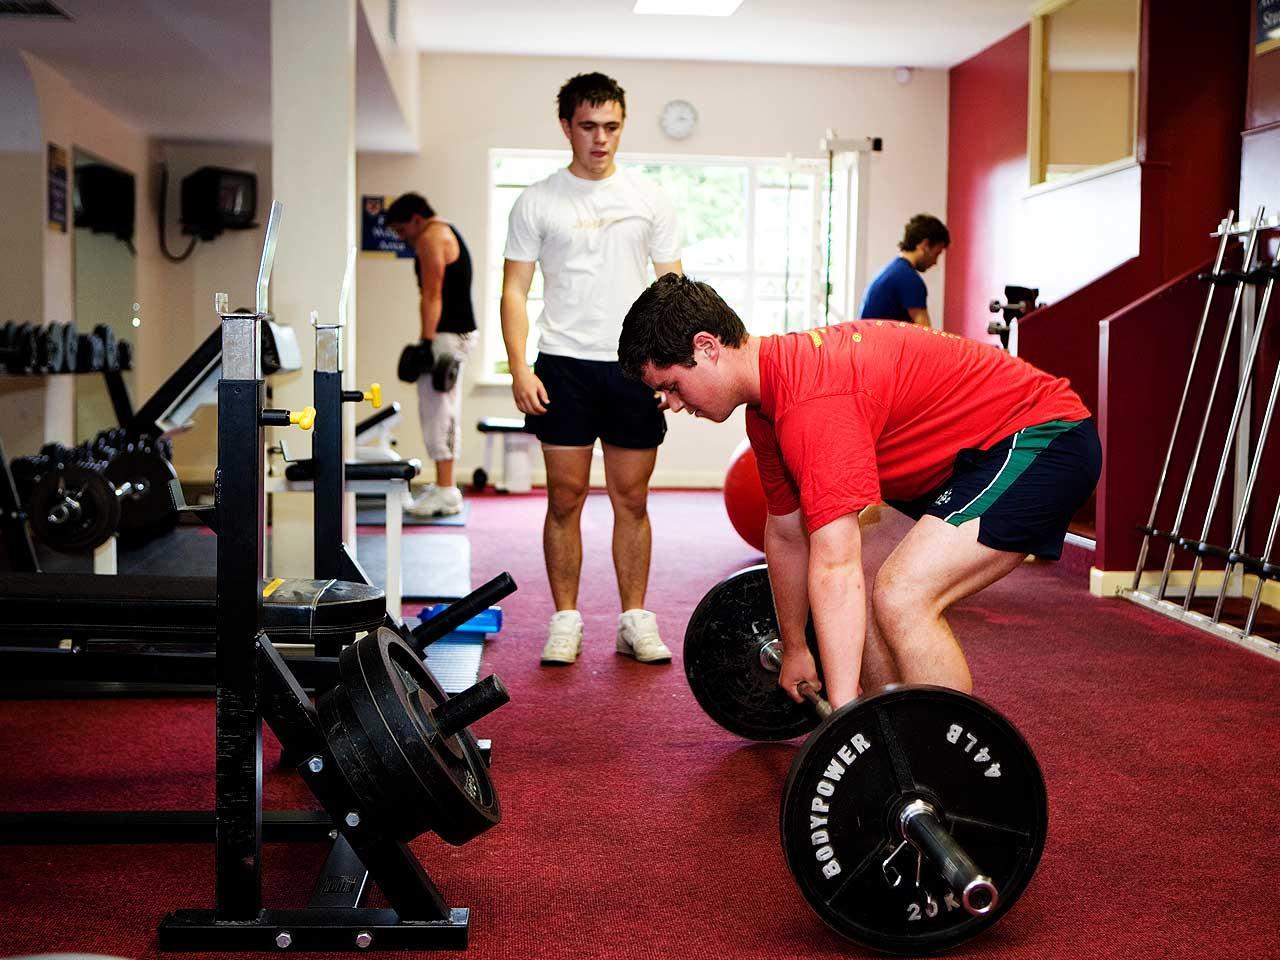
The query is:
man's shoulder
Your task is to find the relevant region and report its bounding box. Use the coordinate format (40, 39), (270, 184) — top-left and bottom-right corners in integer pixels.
(513, 170), (565, 205)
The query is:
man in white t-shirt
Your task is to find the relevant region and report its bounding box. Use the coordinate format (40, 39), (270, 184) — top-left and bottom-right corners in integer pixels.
(501, 71), (683, 668)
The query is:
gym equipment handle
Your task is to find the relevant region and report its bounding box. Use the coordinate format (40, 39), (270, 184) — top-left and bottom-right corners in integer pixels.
(759, 639), (833, 718)
(409, 572), (518, 653)
(261, 407), (317, 430)
(342, 383), (382, 408)
(899, 799), (999, 916)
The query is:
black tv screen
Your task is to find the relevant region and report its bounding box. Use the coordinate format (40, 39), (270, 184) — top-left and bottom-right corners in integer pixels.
(180, 166), (258, 240)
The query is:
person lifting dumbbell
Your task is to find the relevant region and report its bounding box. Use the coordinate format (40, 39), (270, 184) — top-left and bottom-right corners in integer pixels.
(386, 192), (477, 518)
(618, 274), (1101, 708)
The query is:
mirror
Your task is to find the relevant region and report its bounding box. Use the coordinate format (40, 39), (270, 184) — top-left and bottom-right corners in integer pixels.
(1031, 0), (1141, 185)
(73, 148), (136, 441)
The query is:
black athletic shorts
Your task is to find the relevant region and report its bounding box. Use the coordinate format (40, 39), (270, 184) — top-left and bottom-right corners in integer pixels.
(887, 418), (1101, 560)
(524, 353), (668, 449)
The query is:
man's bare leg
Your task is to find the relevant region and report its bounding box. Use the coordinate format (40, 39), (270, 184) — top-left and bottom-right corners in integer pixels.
(435, 459), (454, 488)
(542, 445), (593, 611)
(872, 515), (1027, 693)
(601, 443), (657, 610)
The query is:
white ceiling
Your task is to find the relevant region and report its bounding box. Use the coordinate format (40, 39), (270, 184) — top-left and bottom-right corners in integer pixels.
(0, 0), (1045, 147)
(410, 0), (1038, 70)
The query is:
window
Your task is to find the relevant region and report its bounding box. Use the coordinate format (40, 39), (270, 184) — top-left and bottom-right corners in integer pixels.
(1029, 0), (1141, 186)
(481, 149), (849, 380)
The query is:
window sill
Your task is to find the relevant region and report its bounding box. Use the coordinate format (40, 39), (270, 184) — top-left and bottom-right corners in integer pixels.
(1023, 157), (1139, 199)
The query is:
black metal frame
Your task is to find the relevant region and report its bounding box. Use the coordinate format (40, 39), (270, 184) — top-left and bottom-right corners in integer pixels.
(152, 303), (471, 949)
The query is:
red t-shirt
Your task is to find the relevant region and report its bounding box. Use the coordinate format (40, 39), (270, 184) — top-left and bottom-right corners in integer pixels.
(745, 320), (1091, 533)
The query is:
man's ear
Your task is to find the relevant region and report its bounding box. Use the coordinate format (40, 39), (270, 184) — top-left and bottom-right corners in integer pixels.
(691, 331), (720, 363)
(559, 118), (572, 140)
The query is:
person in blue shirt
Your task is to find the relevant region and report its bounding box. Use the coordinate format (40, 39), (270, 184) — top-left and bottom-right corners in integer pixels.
(860, 214), (950, 327)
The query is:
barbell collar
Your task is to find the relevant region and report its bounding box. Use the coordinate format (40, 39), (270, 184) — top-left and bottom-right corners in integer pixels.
(430, 674), (510, 741)
(898, 799), (999, 917)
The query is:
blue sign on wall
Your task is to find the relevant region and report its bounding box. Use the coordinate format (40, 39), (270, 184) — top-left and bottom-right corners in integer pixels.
(361, 195), (413, 257)
(1259, 0), (1280, 54)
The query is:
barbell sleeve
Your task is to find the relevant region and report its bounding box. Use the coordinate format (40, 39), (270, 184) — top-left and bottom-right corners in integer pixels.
(409, 572), (518, 652)
(899, 799), (999, 917)
(431, 675), (510, 740)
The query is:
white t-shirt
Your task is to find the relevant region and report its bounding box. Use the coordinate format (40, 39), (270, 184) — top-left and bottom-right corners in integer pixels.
(504, 166), (681, 361)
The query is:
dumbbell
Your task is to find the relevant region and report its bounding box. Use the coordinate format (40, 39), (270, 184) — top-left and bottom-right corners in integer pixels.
(0, 323), (39, 373)
(94, 324), (119, 372)
(76, 331), (106, 372)
(684, 564), (1048, 955)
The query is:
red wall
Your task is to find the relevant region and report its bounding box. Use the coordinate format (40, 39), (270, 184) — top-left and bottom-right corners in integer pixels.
(943, 26), (1029, 343)
(946, 0), (1249, 568)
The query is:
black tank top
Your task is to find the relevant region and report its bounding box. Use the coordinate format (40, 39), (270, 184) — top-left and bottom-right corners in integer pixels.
(414, 223), (476, 335)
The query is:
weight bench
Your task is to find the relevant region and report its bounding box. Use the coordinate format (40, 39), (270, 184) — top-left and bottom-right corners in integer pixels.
(475, 417), (534, 493)
(354, 402), (403, 462)
(269, 458), (420, 615)
(0, 573), (385, 689)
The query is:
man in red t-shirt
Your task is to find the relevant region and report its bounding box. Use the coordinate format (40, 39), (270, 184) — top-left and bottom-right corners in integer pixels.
(618, 274), (1100, 709)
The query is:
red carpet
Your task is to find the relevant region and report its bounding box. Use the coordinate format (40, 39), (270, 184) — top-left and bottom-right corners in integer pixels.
(0, 490), (1277, 959)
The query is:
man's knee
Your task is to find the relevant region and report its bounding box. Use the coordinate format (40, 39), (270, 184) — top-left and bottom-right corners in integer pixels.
(547, 476), (589, 521)
(608, 482), (650, 521)
(872, 564), (939, 637)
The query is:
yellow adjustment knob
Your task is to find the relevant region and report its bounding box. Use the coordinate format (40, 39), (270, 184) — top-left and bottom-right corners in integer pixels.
(290, 406), (317, 431)
(364, 382), (383, 408)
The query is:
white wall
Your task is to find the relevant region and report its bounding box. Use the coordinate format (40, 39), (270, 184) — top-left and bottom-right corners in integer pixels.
(154, 141), (275, 479)
(357, 52), (950, 488)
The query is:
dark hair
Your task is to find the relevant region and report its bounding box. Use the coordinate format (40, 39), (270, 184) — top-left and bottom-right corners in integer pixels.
(898, 214), (950, 251)
(384, 192), (435, 225)
(619, 274), (747, 380)
(557, 72), (626, 122)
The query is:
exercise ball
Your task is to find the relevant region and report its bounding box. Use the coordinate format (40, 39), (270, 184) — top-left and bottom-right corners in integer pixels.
(724, 439), (767, 551)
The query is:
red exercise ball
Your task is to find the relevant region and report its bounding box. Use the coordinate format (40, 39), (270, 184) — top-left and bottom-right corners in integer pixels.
(724, 438), (767, 552)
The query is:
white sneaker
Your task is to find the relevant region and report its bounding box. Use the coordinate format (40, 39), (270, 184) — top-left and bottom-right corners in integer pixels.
(541, 610), (583, 665)
(616, 609), (671, 664)
(407, 484), (463, 518)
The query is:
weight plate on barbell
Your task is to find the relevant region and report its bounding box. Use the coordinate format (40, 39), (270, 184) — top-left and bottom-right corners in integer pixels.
(684, 564), (823, 741)
(27, 462), (121, 553)
(780, 685), (1048, 955)
(103, 449), (179, 541)
(319, 628), (501, 846)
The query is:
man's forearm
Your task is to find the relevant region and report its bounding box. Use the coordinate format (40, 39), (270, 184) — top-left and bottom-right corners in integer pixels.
(764, 516), (810, 654)
(420, 292), (443, 340)
(499, 294), (530, 373)
(807, 542), (865, 706)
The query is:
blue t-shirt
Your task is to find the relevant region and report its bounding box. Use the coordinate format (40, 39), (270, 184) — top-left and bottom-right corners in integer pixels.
(859, 256), (927, 322)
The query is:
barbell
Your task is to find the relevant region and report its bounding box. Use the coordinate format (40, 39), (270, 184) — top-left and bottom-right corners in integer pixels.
(684, 564), (1048, 955)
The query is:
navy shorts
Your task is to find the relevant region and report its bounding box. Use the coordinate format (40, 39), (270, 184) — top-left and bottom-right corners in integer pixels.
(525, 353), (667, 449)
(888, 418), (1101, 560)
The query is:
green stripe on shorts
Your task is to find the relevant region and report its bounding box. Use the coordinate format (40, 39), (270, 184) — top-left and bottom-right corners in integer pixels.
(943, 419), (1082, 526)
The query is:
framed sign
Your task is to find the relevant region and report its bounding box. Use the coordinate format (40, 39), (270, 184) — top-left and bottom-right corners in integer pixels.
(360, 195), (412, 257)
(47, 143), (68, 233)
(1258, 0), (1280, 55)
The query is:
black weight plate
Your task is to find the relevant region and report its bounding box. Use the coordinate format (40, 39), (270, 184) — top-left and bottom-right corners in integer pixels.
(684, 564), (822, 741)
(317, 667), (431, 842)
(330, 629), (501, 846)
(355, 631), (501, 846)
(27, 462), (121, 553)
(780, 686), (1048, 955)
(103, 449), (179, 541)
